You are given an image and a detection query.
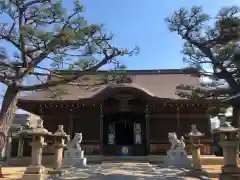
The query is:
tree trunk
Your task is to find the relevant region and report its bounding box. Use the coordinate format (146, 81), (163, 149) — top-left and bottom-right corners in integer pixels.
(218, 70), (240, 93)
(0, 86), (20, 177)
(232, 106), (240, 127)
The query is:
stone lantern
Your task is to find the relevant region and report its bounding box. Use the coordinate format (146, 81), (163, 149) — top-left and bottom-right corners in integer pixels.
(50, 125), (68, 172)
(17, 118), (52, 180)
(187, 124), (204, 171)
(16, 119), (32, 158)
(213, 117), (240, 177)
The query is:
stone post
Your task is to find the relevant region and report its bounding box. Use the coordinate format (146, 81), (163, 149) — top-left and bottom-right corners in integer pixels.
(1, 134), (11, 160)
(17, 137), (24, 157)
(51, 125), (68, 173)
(6, 136), (12, 161)
(190, 144), (202, 170)
(213, 119), (240, 179)
(187, 124), (204, 171)
(19, 118), (51, 180)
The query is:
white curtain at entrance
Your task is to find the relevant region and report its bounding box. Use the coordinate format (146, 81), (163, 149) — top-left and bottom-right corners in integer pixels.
(134, 123), (141, 144)
(108, 124), (115, 144)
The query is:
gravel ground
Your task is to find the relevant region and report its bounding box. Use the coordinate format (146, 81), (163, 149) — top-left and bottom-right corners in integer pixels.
(48, 163), (212, 180)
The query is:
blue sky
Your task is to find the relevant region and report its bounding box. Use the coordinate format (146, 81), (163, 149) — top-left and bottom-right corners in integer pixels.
(1, 0), (240, 114)
(77, 0), (240, 69)
(3, 0), (240, 72)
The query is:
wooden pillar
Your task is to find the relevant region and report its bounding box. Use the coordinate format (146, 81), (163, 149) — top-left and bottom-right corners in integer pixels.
(176, 107), (180, 134)
(232, 106), (240, 127)
(145, 104), (150, 154)
(68, 113), (73, 138)
(1, 133), (12, 160)
(17, 137), (24, 157)
(100, 104), (103, 154)
(6, 135), (12, 160)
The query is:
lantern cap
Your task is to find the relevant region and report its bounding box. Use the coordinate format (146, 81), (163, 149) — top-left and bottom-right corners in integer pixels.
(52, 125), (68, 138)
(16, 118), (51, 136)
(188, 124), (204, 137)
(213, 117), (239, 133)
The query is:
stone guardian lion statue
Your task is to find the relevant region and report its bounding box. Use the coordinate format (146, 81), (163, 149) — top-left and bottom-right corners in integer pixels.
(168, 132), (185, 150)
(66, 133), (83, 151)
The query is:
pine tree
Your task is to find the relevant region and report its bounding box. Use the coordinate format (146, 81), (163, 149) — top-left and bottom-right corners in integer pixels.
(165, 6), (240, 120)
(0, 0), (138, 176)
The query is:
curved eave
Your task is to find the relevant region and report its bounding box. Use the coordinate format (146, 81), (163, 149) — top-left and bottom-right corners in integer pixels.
(17, 84), (157, 111)
(221, 93), (240, 105)
(18, 83), (222, 112)
(17, 99), (94, 113)
(84, 83), (156, 100)
(18, 97), (221, 112)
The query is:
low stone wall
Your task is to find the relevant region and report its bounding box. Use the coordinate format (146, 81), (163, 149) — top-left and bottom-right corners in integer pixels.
(148, 155), (227, 165)
(7, 156), (55, 167)
(7, 155), (104, 166)
(6, 155), (228, 166)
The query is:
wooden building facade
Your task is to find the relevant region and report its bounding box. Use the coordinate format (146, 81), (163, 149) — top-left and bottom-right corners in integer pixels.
(18, 69), (214, 155)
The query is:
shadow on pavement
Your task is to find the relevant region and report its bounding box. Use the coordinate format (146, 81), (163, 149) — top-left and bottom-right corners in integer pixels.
(82, 173), (193, 180)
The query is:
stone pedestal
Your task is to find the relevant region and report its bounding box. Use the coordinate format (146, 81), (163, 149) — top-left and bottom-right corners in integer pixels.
(164, 149), (190, 168)
(220, 141), (239, 173)
(63, 149), (87, 167)
(50, 125), (68, 174)
(17, 137), (24, 157)
(2, 136), (11, 161)
(22, 136), (47, 180)
(54, 145), (64, 169)
(189, 144), (203, 171)
(48, 144), (66, 175)
(6, 136), (12, 161)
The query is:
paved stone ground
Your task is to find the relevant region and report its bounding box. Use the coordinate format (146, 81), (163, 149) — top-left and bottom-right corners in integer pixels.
(50, 162), (211, 180)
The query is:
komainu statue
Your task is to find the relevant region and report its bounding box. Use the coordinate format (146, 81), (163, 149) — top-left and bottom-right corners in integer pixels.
(66, 133), (82, 151)
(164, 132), (190, 168)
(168, 132), (185, 150)
(63, 132), (87, 167)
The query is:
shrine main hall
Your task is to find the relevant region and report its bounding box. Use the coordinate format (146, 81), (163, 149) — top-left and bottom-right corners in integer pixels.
(17, 69), (215, 156)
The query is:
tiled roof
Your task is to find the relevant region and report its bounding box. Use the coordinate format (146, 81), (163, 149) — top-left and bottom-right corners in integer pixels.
(19, 69), (200, 101)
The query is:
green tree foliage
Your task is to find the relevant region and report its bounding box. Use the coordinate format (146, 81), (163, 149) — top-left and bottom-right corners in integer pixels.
(165, 6), (240, 118)
(0, 0), (138, 169)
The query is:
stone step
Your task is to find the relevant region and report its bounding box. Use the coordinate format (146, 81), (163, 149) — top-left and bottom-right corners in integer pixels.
(101, 156), (149, 163)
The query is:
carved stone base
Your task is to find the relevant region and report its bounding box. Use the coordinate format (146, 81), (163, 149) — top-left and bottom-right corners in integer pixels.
(222, 165), (240, 174)
(57, 172), (90, 180)
(186, 170), (209, 178)
(48, 168), (66, 176)
(64, 150), (84, 158)
(219, 173), (240, 180)
(24, 165), (45, 174)
(63, 150), (87, 167)
(164, 149), (191, 168)
(75, 157), (87, 167)
(221, 166), (240, 180)
(22, 173), (46, 180)
(22, 165), (46, 180)
(63, 157), (87, 167)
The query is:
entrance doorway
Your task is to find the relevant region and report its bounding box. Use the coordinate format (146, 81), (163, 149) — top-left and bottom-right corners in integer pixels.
(103, 111), (147, 156)
(115, 121), (134, 145)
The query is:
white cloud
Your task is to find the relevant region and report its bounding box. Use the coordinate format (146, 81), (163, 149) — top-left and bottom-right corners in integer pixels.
(210, 107), (233, 131)
(210, 116), (220, 130)
(200, 76), (212, 84)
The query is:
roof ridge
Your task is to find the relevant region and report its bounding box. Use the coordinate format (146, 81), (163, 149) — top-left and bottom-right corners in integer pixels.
(51, 68), (200, 75)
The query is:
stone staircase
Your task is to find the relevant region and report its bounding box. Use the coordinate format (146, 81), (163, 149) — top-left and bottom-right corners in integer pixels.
(102, 156), (149, 163)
